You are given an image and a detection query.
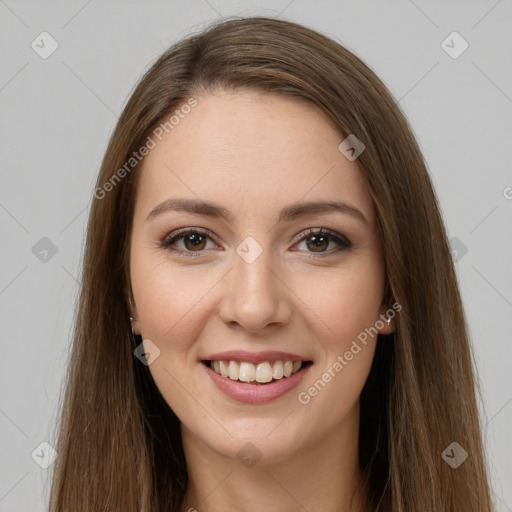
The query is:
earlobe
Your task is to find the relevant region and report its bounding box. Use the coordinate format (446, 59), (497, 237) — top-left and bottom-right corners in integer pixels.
(383, 315), (394, 334)
(126, 288), (141, 335)
(377, 304), (395, 335)
(130, 316), (142, 335)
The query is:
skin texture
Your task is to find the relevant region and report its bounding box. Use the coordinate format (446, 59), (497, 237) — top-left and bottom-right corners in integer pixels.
(129, 89), (395, 512)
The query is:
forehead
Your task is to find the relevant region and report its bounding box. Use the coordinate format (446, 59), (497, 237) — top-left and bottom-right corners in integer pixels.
(135, 90), (375, 227)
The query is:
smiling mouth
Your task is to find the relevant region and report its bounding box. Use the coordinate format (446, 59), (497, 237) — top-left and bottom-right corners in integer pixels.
(202, 360), (313, 384)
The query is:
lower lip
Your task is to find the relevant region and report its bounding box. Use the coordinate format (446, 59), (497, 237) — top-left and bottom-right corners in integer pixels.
(202, 362), (312, 403)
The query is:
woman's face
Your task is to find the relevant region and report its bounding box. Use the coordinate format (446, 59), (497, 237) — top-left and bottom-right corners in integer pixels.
(129, 89), (391, 464)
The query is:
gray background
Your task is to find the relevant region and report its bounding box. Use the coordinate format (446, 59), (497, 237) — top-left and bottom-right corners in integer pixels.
(1, 1), (511, 510)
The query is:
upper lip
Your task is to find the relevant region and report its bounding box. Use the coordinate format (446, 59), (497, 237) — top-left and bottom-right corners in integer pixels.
(201, 350), (312, 365)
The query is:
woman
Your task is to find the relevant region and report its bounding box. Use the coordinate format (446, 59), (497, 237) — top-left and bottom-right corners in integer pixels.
(48, 16), (494, 511)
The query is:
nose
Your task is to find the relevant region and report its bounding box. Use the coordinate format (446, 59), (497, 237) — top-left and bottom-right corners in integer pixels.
(218, 244), (292, 333)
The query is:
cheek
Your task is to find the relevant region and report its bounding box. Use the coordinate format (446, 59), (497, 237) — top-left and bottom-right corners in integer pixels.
(292, 270), (381, 425)
(290, 257), (383, 406)
(130, 250), (220, 350)
(295, 257), (384, 346)
(130, 256), (219, 415)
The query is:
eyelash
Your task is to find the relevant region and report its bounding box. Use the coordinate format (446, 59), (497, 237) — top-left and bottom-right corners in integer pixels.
(160, 227), (352, 258)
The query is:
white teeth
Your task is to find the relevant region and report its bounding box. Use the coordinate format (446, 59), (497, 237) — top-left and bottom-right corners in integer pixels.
(239, 362), (255, 382)
(228, 361), (238, 380)
(209, 359), (307, 383)
(272, 361), (284, 379)
(219, 360), (229, 377)
(283, 361), (293, 378)
(255, 362), (273, 383)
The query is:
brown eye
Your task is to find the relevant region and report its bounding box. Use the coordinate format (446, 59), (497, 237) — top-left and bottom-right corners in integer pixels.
(305, 233), (330, 252)
(161, 228), (217, 256)
(294, 228), (352, 256)
(183, 233), (207, 251)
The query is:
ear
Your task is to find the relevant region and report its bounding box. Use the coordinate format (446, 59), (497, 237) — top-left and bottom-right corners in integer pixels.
(377, 303), (395, 335)
(125, 286), (142, 335)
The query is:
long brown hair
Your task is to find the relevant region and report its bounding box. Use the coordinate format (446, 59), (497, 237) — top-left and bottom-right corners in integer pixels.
(48, 16), (494, 511)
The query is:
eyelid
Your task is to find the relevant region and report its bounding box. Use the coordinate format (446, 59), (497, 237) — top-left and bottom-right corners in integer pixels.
(290, 227), (351, 248)
(160, 227), (220, 249)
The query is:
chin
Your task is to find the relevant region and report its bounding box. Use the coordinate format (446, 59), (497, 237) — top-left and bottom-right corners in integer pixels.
(196, 417), (305, 465)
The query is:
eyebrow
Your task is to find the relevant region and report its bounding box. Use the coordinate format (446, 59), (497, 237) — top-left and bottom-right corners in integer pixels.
(146, 198), (367, 225)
